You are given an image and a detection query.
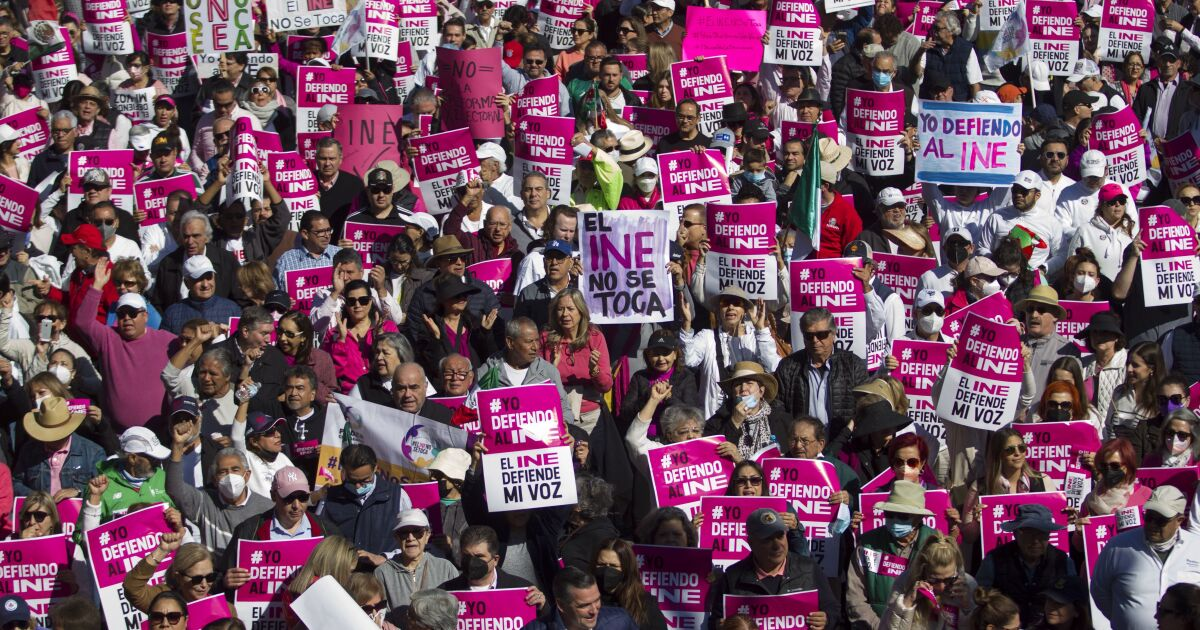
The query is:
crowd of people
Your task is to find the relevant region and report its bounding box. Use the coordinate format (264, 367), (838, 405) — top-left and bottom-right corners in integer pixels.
(2, 0), (1200, 627)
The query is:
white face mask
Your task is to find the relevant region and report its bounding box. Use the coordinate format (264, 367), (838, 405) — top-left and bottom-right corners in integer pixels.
(1170, 435), (1192, 455)
(917, 313), (944, 336)
(978, 279), (1001, 297)
(218, 474), (246, 501)
(49, 364), (72, 385)
(636, 177), (657, 193)
(1074, 273), (1098, 294)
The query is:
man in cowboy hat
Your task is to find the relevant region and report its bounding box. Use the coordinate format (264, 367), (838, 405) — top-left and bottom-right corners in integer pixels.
(71, 84), (120, 151)
(405, 235), (501, 333)
(707, 361), (789, 460)
(857, 187), (934, 257)
(12, 397), (105, 500)
(977, 504), (1072, 625)
(1016, 285), (1080, 397)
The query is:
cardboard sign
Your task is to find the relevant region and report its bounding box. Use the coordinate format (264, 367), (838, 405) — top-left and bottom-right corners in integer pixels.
(1097, 0), (1153, 62)
(69, 150), (134, 211)
(184, 0), (255, 54)
(344, 221), (407, 268)
(284, 265), (333, 314)
(266, 0), (345, 31)
(658, 149), (731, 220)
(1018, 421), (1102, 486)
(1139, 205), (1197, 307)
(0, 108), (49, 160)
(1056, 300), (1111, 353)
(449, 589), (539, 628)
(937, 313), (1024, 431)
(31, 27), (78, 102)
(682, 8), (767, 72)
(698, 496), (789, 569)
(536, 0), (593, 50)
(916, 100), (1023, 186)
(437, 48), (504, 139)
(1089, 106), (1146, 189)
(409, 128), (480, 215)
(85, 504), (175, 630)
(579, 210), (673, 325)
(789, 258), (866, 360)
(134, 174), (197, 226)
(396, 0), (438, 55)
(1027, 0), (1079, 76)
(647, 436), (733, 516)
(296, 66), (354, 133)
(723, 591), (819, 629)
(846, 89), (905, 177)
(978, 492), (1070, 558)
(512, 115), (575, 205)
(482, 445), (577, 512)
(330, 104), (405, 179)
(82, 0), (134, 55)
(670, 56), (734, 137)
(891, 339), (953, 450)
(766, 0), (822, 66)
(633, 544), (713, 629)
(146, 32), (189, 93)
(267, 151), (319, 231)
(623, 106), (678, 146)
(0, 535), (72, 626)
(705, 202), (777, 300)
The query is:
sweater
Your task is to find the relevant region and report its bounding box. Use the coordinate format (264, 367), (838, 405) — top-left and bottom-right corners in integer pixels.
(374, 554), (459, 609)
(75, 287), (177, 429)
(164, 459), (273, 565)
(538, 327), (613, 415)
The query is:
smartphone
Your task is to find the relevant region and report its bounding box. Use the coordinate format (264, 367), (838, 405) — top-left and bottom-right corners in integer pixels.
(38, 318), (53, 343)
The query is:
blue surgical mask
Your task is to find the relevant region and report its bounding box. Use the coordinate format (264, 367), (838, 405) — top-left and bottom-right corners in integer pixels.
(886, 517), (914, 539)
(746, 171), (766, 183)
(872, 71), (892, 88)
(740, 395), (759, 409)
(349, 476), (375, 498)
(830, 504), (851, 536)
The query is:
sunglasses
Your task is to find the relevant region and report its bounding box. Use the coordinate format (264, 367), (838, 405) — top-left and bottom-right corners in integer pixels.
(925, 575), (959, 587)
(617, 27), (636, 34)
(918, 304), (945, 316)
(395, 527), (427, 539)
(346, 296), (372, 307)
(442, 254), (469, 264)
(1165, 430), (1192, 442)
(183, 572), (218, 585)
(37, 314), (59, 322)
(148, 612), (185, 625)
(370, 186), (393, 194)
(22, 510), (49, 522)
(83, 185), (109, 192)
(1158, 394), (1186, 405)
(116, 307), (144, 320)
(213, 132), (230, 142)
(361, 602), (387, 615)
(802, 330), (833, 341)
(1102, 462), (1125, 472)
(278, 328), (302, 339)
(1180, 196), (1200, 206)
(91, 218), (116, 226)
(1145, 512), (1174, 527)
(1043, 151), (1066, 159)
(1044, 401), (1072, 411)
(1003, 443), (1029, 456)
(733, 475), (763, 486)
(256, 76), (277, 83)
(571, 27), (592, 34)
(1028, 305), (1054, 316)
(191, 272), (215, 282)
(1105, 196), (1128, 205)
(283, 491), (310, 504)
(1012, 185), (1035, 195)
(251, 85), (270, 94)
(893, 457), (921, 469)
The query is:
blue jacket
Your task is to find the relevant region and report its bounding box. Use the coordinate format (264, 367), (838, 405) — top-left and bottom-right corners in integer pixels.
(161, 295), (243, 335)
(520, 606), (639, 630)
(13, 433), (106, 496)
(317, 475), (412, 554)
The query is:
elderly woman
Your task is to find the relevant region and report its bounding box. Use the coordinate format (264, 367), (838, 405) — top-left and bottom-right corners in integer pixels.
(625, 404), (704, 478)
(540, 289), (611, 434)
(1082, 437), (1151, 516)
(636, 506), (697, 547)
(419, 277), (499, 372)
(103, 260), (163, 329)
(1142, 408), (1200, 467)
(703, 361), (788, 461)
(324, 279), (399, 394)
(14, 490), (61, 539)
(0, 298), (93, 383)
(277, 311), (337, 402)
(146, 592), (189, 630)
(559, 474), (619, 572)
(349, 333), (415, 406)
(405, 589), (460, 630)
(619, 329), (701, 432)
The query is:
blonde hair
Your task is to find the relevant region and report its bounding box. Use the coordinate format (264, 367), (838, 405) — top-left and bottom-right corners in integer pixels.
(112, 258), (149, 292)
(645, 41), (677, 77)
(905, 534), (964, 624)
(546, 289), (593, 352)
(19, 491), (61, 536)
(286, 536), (357, 599)
(166, 543), (215, 595)
(236, 261), (275, 303)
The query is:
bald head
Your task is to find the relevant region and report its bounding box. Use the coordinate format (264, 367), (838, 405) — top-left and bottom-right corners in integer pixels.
(391, 362), (428, 413)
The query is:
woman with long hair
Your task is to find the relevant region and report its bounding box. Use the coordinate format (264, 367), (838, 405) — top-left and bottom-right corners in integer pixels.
(283, 535), (358, 630)
(613, 17), (646, 54)
(647, 72), (674, 110)
(1105, 342), (1164, 442)
(554, 17), (596, 77)
(236, 261), (276, 308)
(983, 427), (1058, 495)
(1142, 408), (1200, 468)
(882, 534), (979, 628)
(541, 289), (612, 434)
(14, 490), (60, 539)
(324, 279), (398, 394)
(1082, 437), (1152, 516)
(1116, 51), (1147, 106)
(965, 588), (1020, 630)
(633, 41), (677, 91)
(0, 123), (28, 181)
(1059, 248), (1111, 301)
(277, 311), (337, 402)
(124, 514), (234, 615)
(146, 592), (188, 630)
(590, 538), (668, 629)
(419, 275), (499, 371)
(636, 507), (697, 547)
(1034, 380), (1102, 436)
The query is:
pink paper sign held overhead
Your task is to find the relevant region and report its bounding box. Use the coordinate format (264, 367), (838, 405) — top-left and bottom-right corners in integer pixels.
(940, 291), (1014, 340)
(267, 152), (320, 231)
(134, 174), (197, 227)
(705, 202), (777, 300)
(978, 492), (1070, 559)
(344, 221), (408, 268)
(31, 27), (78, 102)
(146, 32), (188, 93)
(1097, 0), (1153, 62)
(1018, 421), (1102, 486)
(1139, 205), (1198, 307)
(623, 106), (678, 147)
(766, 0), (822, 66)
(330, 104), (406, 179)
(477, 383), (568, 453)
(409, 129), (481, 215)
(437, 48), (505, 139)
(69, 150), (134, 211)
(513, 76), (562, 120)
(682, 8), (767, 72)
(1089, 107), (1146, 190)
(633, 544), (713, 629)
(0, 176), (39, 233)
(671, 56), (734, 137)
(284, 266), (333, 314)
(296, 66), (354, 133)
(0, 109), (49, 160)
(658, 149), (731, 220)
(646, 436), (733, 516)
(790, 258), (867, 360)
(845, 89), (905, 177)
(937, 313), (1024, 431)
(513, 115), (576, 205)
(466, 259), (514, 297)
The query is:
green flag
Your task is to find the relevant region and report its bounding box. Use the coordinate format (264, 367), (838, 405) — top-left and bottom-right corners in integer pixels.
(788, 131), (822, 260)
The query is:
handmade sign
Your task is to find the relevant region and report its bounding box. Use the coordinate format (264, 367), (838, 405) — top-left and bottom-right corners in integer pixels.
(682, 8), (767, 72)
(579, 210), (673, 325)
(266, 0), (345, 31)
(68, 150), (134, 211)
(437, 48), (504, 138)
(184, 0), (255, 54)
(330, 104), (405, 179)
(916, 100), (1022, 186)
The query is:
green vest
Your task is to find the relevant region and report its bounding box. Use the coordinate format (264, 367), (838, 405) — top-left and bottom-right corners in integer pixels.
(858, 524), (938, 617)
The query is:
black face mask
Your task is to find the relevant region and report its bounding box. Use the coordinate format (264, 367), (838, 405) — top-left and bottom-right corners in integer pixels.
(1102, 468), (1125, 488)
(595, 567), (623, 594)
(946, 241), (970, 266)
(1045, 408), (1071, 422)
(463, 555), (490, 581)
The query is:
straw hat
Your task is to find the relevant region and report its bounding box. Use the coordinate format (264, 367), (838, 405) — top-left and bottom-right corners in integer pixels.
(427, 235), (472, 264)
(23, 397), (84, 442)
(719, 361), (779, 402)
(875, 480), (934, 516)
(1014, 284), (1066, 319)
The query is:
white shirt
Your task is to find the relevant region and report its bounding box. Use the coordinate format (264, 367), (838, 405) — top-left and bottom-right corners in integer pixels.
(978, 204), (1067, 274)
(680, 324), (782, 419)
(1036, 170), (1076, 215)
(1152, 76), (1181, 138)
(923, 184), (1010, 245)
(1092, 526), (1200, 629)
(1067, 215), (1136, 281)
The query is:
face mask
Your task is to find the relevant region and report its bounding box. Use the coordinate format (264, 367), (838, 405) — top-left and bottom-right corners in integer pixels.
(1074, 274), (1098, 294)
(218, 474), (246, 501)
(120, 467), (150, 486)
(348, 476), (375, 498)
(917, 313), (943, 336)
(99, 224), (117, 241)
(946, 241), (970, 266)
(1149, 535), (1178, 553)
(997, 273), (1015, 289)
(872, 71), (892, 88)
(746, 171), (766, 183)
(636, 177), (657, 193)
(740, 394), (759, 409)
(608, 149), (621, 161)
(977, 279), (1001, 297)
(1170, 435), (1192, 455)
(1045, 407), (1071, 422)
(782, 250), (792, 265)
(1162, 400), (1185, 416)
(13, 84), (31, 99)
(463, 555), (491, 581)
(595, 567), (623, 594)
(886, 518), (915, 539)
(49, 364), (71, 384)
(1102, 468), (1125, 488)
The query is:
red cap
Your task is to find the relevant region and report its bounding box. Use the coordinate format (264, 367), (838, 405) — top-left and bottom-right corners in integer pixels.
(1098, 183), (1126, 204)
(60, 224), (106, 250)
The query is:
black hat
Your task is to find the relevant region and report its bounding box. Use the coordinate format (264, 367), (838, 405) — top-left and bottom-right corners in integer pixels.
(795, 87), (824, 106)
(1154, 36), (1181, 60)
(1042, 577), (1087, 606)
(1075, 311), (1124, 340)
(852, 400), (910, 438)
(647, 329), (681, 351)
(744, 120), (771, 141)
(435, 277), (480, 304)
(1062, 90), (1098, 110)
(265, 290), (291, 311)
(721, 102), (748, 124)
(367, 168), (393, 189)
(150, 132), (179, 157)
(0, 230), (13, 250)
(923, 75), (952, 94)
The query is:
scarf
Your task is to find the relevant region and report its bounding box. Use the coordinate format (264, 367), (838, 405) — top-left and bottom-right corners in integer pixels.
(737, 402), (773, 459)
(651, 366), (674, 385)
(242, 99), (279, 126)
(1087, 483), (1134, 515)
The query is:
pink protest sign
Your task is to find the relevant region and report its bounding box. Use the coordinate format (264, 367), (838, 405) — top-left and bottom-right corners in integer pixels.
(1027, 0), (1079, 76)
(69, 149), (134, 211)
(329, 104), (405, 180)
(1089, 106), (1145, 189)
(1139, 205), (1198, 307)
(623, 106), (678, 147)
(134, 174), (197, 226)
(86, 504), (175, 630)
(409, 128), (481, 215)
(908, 0), (942, 37)
(536, 0), (594, 49)
(1164, 131), (1200, 192)
(296, 131), (331, 171)
(724, 591), (819, 629)
(705, 202), (777, 300)
(0, 108), (49, 160)
(978, 492), (1070, 558)
(614, 53), (648, 82)
(31, 27), (78, 102)
(82, 0), (134, 55)
(285, 35), (336, 64)
(782, 115), (839, 144)
(251, 130), (283, 164)
(477, 383), (567, 453)
(658, 149), (731, 218)
(438, 48), (505, 139)
(671, 56), (734, 136)
(763, 457), (842, 574)
(166, 594), (229, 629)
(396, 0), (438, 54)
(1081, 513), (1117, 577)
(344, 221), (406, 269)
(233, 537), (323, 625)
(358, 0), (400, 61)
(937, 313), (1024, 431)
(450, 589), (538, 628)
(845, 89), (905, 176)
(1056, 300), (1111, 353)
(513, 115), (575, 205)
(267, 151), (319, 231)
(467, 259), (514, 296)
(0, 534), (72, 626)
(284, 266), (333, 314)
(1136, 466), (1200, 500)
(633, 544), (713, 629)
(296, 66), (354, 133)
(790, 258), (866, 360)
(646, 436), (733, 515)
(146, 32), (189, 93)
(766, 0), (822, 66)
(393, 41), (417, 102)
(940, 291), (1014, 339)
(427, 395), (468, 412)
(698, 496), (789, 569)
(0, 175), (39, 233)
(1097, 0), (1152, 62)
(513, 75), (562, 120)
(860, 488), (950, 532)
(1018, 421), (1102, 485)
(874, 253), (938, 317)
(892, 339), (953, 448)
(226, 117), (262, 207)
(13, 497), (83, 537)
(682, 8), (766, 72)
(402, 481), (441, 509)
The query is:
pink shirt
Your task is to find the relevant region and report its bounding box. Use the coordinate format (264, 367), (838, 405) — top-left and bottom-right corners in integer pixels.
(47, 436), (72, 495)
(324, 321), (400, 394)
(538, 327), (613, 414)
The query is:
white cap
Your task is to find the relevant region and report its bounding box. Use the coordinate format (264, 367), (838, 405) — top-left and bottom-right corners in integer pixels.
(317, 104), (337, 123)
(973, 90), (1000, 104)
(1082, 4), (1102, 18)
(1087, 91), (1109, 110)
(400, 211), (439, 236)
(914, 289), (945, 309)
(116, 292), (147, 311)
(1080, 150), (1106, 178)
(1029, 60), (1051, 91)
(184, 255), (216, 280)
(650, 0), (675, 9)
(427, 448), (472, 481)
(129, 124), (155, 152)
(634, 156), (658, 177)
(1014, 170), (1043, 189)
(476, 142), (506, 165)
(1067, 58), (1100, 83)
(393, 508), (431, 531)
(120, 426), (170, 459)
(0, 125), (18, 145)
(876, 187), (904, 207)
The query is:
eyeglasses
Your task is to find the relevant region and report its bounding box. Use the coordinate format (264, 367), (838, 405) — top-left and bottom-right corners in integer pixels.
(115, 307), (144, 320)
(802, 329), (833, 341)
(1102, 462), (1125, 472)
(91, 218), (116, 226)
(1003, 443), (1029, 456)
(51, 127), (74, 136)
(584, 55), (604, 62)
(893, 457), (921, 469)
(183, 572), (218, 585)
(681, 220), (705, 229)
(1044, 400), (1073, 411)
(444, 369), (470, 380)
(308, 227), (334, 236)
(117, 279), (141, 288)
(213, 132), (230, 142)
(251, 85), (270, 94)
(147, 612), (185, 625)
(282, 491), (310, 504)
(1043, 151), (1067, 159)
(22, 510), (49, 522)
(1165, 429), (1192, 442)
(925, 574), (959, 587)
(346, 296), (372, 307)
(395, 527), (427, 539)
(733, 475), (763, 486)
(1180, 196), (1200, 206)
(523, 58), (546, 66)
(83, 184), (108, 192)
(1145, 512), (1173, 527)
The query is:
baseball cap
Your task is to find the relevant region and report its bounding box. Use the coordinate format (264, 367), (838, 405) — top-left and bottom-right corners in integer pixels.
(120, 426), (170, 460)
(647, 328), (681, 351)
(844, 239), (873, 262)
(973, 90), (1001, 104)
(317, 104), (338, 123)
(155, 95), (177, 109)
(876, 187), (904, 207)
(129, 124), (156, 152)
(1066, 58), (1100, 83)
(744, 120), (771, 142)
(400, 211), (439, 236)
(393, 508), (430, 531)
(1029, 60), (1051, 91)
(1013, 170), (1043, 190)
(0, 596), (30, 627)
(170, 396), (199, 419)
(965, 255), (1004, 278)
(1082, 4), (1102, 18)
(476, 142), (506, 165)
(150, 132), (179, 157)
(246, 412), (285, 437)
(1157, 39), (1181, 60)
(544, 239), (573, 257)
(634, 156), (658, 177)
(82, 168), (111, 188)
(1031, 103), (1058, 126)
(1080, 150), (1106, 178)
(183, 255), (216, 280)
(1062, 90), (1098, 110)
(265, 290), (291, 311)
(650, 0), (675, 9)
(60, 224), (106, 250)
(1098, 182), (1127, 203)
(746, 508), (788, 540)
(1144, 485), (1187, 518)
(914, 289), (945, 309)
(116, 292), (148, 311)
(271, 466), (309, 497)
(367, 168), (393, 189)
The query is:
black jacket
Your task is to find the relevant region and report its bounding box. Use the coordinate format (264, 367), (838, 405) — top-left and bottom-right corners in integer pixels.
(559, 516), (620, 573)
(437, 568), (533, 592)
(1133, 77), (1195, 140)
(774, 349), (869, 444)
(319, 170), (366, 237)
(153, 245), (242, 310)
(462, 468), (568, 591)
(415, 312), (501, 373)
(318, 475), (411, 554)
(211, 337), (289, 408)
(617, 366), (702, 432)
(708, 551), (840, 629)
